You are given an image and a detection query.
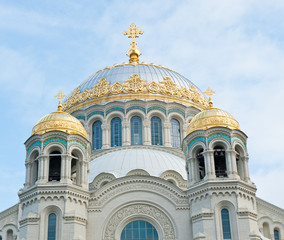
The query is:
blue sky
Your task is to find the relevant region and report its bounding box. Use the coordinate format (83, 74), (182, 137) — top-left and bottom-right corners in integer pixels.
(0, 0), (284, 212)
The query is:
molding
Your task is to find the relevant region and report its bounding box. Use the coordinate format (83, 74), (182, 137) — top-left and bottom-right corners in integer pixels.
(89, 176), (189, 210)
(0, 204), (18, 221)
(103, 203), (176, 240)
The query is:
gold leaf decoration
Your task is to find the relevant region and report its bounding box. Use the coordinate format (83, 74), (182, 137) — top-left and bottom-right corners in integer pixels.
(62, 74), (209, 111)
(124, 73), (145, 93)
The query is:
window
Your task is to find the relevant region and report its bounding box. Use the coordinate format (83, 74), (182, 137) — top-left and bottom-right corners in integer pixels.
(49, 151), (61, 181)
(196, 149), (205, 180)
(274, 229), (280, 240)
(151, 116), (162, 145)
(92, 120), (102, 150)
(48, 213), (56, 240)
(221, 209), (232, 239)
(263, 222), (270, 238)
(214, 146), (227, 177)
(6, 230), (13, 240)
(111, 117), (122, 147)
(131, 116), (143, 145)
(171, 118), (181, 148)
(121, 220), (158, 240)
(31, 152), (39, 185)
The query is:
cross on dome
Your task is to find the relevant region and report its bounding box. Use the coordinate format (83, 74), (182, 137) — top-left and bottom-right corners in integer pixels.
(123, 23), (144, 42)
(204, 87), (215, 108)
(54, 90), (66, 111)
(123, 24), (144, 64)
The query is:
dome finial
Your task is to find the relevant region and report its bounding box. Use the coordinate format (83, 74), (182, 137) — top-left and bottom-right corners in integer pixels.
(54, 90), (66, 112)
(204, 87), (215, 108)
(123, 24), (144, 64)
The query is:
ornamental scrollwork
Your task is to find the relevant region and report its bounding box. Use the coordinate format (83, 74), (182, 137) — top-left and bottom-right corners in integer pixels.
(63, 74), (209, 111)
(103, 204), (175, 240)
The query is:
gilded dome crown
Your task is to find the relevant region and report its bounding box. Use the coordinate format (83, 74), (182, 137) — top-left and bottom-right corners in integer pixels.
(62, 63), (210, 113)
(186, 108), (240, 135)
(32, 108), (87, 138)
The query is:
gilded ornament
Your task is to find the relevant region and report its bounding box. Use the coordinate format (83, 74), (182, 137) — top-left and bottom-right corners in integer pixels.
(110, 82), (124, 95)
(124, 73), (145, 93)
(92, 78), (110, 97)
(63, 74), (210, 112)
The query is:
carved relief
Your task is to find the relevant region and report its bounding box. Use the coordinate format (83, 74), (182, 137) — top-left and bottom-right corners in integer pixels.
(103, 204), (175, 240)
(63, 75), (209, 111)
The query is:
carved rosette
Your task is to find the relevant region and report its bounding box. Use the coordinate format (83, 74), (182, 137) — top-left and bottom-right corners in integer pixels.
(63, 74), (209, 111)
(103, 204), (175, 240)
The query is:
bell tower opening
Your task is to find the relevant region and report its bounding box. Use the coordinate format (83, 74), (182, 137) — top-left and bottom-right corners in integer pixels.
(214, 146), (227, 178)
(196, 149), (205, 180)
(49, 151), (61, 181)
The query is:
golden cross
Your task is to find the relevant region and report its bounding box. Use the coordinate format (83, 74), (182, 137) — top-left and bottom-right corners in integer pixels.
(123, 24), (144, 43)
(54, 90), (66, 111)
(204, 87), (215, 108)
(204, 87), (215, 97)
(54, 90), (66, 102)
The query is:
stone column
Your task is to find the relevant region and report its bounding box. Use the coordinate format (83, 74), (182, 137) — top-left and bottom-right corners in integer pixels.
(243, 156), (251, 182)
(60, 154), (72, 184)
(226, 149), (239, 179)
(102, 123), (110, 149)
(143, 118), (151, 145)
(164, 120), (171, 147)
(82, 160), (89, 188)
(37, 154), (48, 183)
(203, 150), (216, 180)
(25, 162), (31, 187)
(122, 120), (130, 146)
(188, 157), (196, 186)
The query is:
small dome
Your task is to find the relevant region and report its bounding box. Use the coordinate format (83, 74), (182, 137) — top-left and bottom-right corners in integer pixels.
(186, 108), (240, 135)
(89, 148), (187, 181)
(32, 110), (87, 138)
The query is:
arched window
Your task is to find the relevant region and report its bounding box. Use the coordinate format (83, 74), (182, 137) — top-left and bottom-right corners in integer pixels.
(31, 152), (39, 185)
(71, 153), (80, 185)
(221, 209), (232, 239)
(48, 213), (56, 240)
(92, 120), (102, 150)
(111, 117), (122, 147)
(49, 151), (61, 181)
(131, 116), (142, 145)
(235, 146), (245, 180)
(214, 146), (227, 177)
(263, 222), (270, 238)
(171, 118), (181, 148)
(196, 149), (205, 180)
(151, 116), (162, 145)
(121, 220), (158, 240)
(274, 229), (280, 240)
(6, 230), (13, 240)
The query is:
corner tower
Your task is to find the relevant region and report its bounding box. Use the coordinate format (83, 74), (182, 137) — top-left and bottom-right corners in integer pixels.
(18, 92), (90, 240)
(183, 96), (261, 240)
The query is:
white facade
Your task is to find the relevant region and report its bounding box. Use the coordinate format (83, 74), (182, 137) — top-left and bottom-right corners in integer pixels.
(0, 64), (284, 240)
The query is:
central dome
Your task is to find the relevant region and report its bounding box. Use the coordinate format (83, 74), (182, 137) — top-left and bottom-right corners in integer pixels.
(79, 63), (198, 91)
(63, 62), (209, 112)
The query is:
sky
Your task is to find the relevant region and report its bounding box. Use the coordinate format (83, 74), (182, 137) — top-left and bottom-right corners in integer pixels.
(0, 0), (284, 212)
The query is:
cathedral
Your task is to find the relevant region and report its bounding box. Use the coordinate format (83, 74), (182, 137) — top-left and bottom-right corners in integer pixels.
(0, 24), (283, 240)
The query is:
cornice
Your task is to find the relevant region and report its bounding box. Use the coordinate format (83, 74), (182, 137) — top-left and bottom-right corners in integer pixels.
(0, 204), (18, 221)
(89, 175), (189, 209)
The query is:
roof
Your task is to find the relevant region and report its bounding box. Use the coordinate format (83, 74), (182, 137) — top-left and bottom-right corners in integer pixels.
(78, 63), (201, 92)
(89, 148), (187, 181)
(63, 63), (209, 112)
